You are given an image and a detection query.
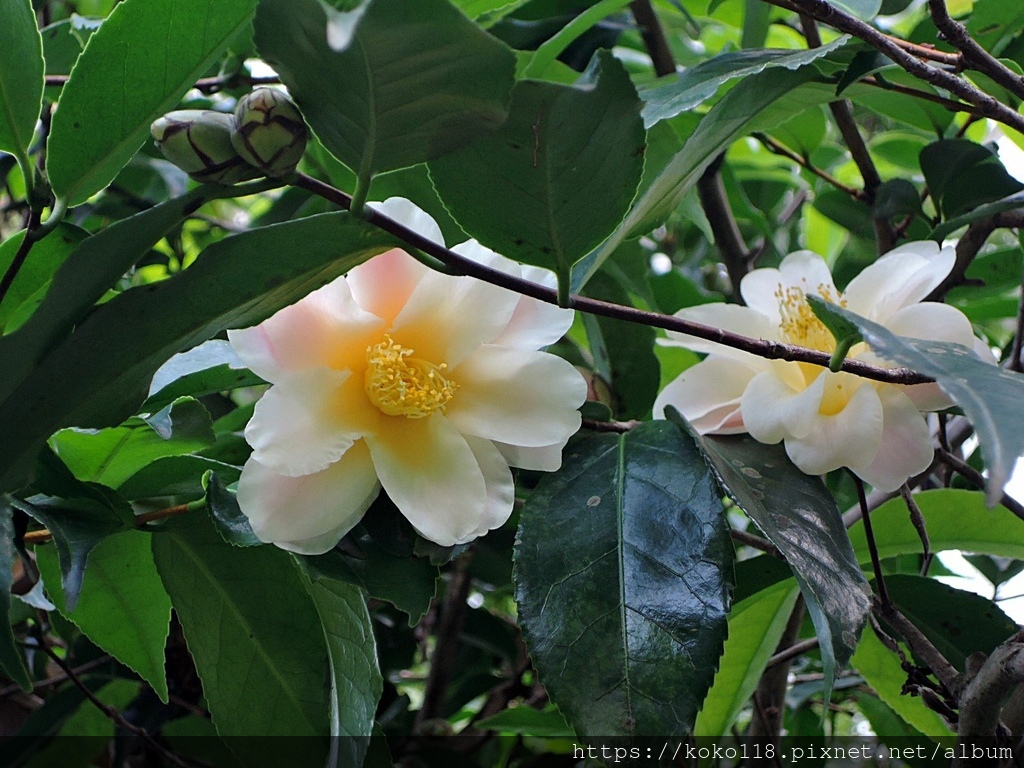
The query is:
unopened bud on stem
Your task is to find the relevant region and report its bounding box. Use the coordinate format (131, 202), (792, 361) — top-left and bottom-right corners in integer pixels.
(232, 88), (308, 177)
(151, 110), (261, 184)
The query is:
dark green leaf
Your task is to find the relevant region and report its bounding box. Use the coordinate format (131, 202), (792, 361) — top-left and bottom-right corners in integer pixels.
(966, 0), (1024, 57)
(203, 472), (261, 547)
(0, 212), (395, 493)
(144, 340), (264, 412)
(40, 16), (100, 86)
(920, 138), (1024, 219)
(872, 178), (922, 220)
(0, 224), (87, 334)
(929, 189), (1024, 241)
(117, 455), (240, 500)
(430, 51), (644, 288)
(46, 0), (259, 205)
(813, 189), (875, 239)
(679, 422), (870, 701)
(515, 423), (732, 738)
(815, 303), (1024, 504)
(477, 705), (573, 737)
(255, 0), (515, 179)
(0, 497), (31, 690)
(640, 37), (848, 128)
(152, 512), (330, 752)
(37, 529), (171, 701)
(963, 554), (1024, 590)
(0, 0), (44, 165)
(836, 50), (893, 95)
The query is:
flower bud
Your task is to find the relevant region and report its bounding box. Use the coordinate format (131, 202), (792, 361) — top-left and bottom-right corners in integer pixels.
(151, 110), (261, 185)
(231, 88), (308, 177)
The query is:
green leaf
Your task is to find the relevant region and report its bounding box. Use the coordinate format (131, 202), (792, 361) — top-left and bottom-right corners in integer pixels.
(680, 424), (870, 702)
(46, 0), (259, 205)
(0, 212), (395, 493)
(477, 705), (573, 737)
(515, 423), (732, 738)
(117, 455), (240, 500)
(694, 580), (800, 737)
(254, 0), (515, 181)
(152, 512), (330, 752)
(0, 498), (31, 691)
(203, 472), (261, 547)
(37, 529), (171, 701)
(520, 0), (632, 79)
(40, 16), (101, 84)
(0, 0), (44, 169)
(872, 178), (922, 221)
(0, 224), (88, 334)
(296, 563), (382, 762)
(430, 51), (644, 291)
(50, 397), (215, 490)
(640, 37), (848, 128)
(815, 303), (1024, 504)
(928, 189), (1024, 241)
(832, 0), (882, 18)
(144, 340), (264, 413)
(919, 138), (1024, 219)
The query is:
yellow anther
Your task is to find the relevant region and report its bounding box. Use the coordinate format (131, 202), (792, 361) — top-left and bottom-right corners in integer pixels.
(364, 335), (457, 418)
(776, 282), (847, 353)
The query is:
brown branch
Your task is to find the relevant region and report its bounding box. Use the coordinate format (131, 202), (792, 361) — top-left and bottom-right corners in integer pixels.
(876, 599), (962, 697)
(936, 449), (1024, 522)
(0, 654), (112, 699)
(0, 208), (40, 308)
(954, 634), (1024, 765)
(629, 0), (675, 77)
(581, 418), (640, 433)
(748, 599), (803, 762)
(862, 76), (986, 118)
(900, 485), (933, 576)
(755, 133), (865, 200)
(23, 503), (193, 546)
(766, 637), (820, 668)
(855, 474), (890, 606)
(928, 210), (1024, 300)
(292, 172), (936, 386)
(731, 529), (782, 558)
(884, 34), (961, 66)
(43, 73), (282, 92)
(698, 157), (752, 303)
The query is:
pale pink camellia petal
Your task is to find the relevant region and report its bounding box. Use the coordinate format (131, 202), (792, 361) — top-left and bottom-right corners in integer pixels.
(461, 435), (517, 541)
(492, 441), (565, 472)
(346, 247), (431, 326)
(653, 355), (762, 434)
(842, 241), (955, 323)
(227, 278), (383, 382)
(236, 441), (379, 554)
(856, 386), (933, 492)
(783, 383), (884, 477)
(741, 364), (829, 443)
(365, 416), (492, 547)
(446, 345), (586, 447)
(741, 250), (839, 323)
(662, 303), (779, 361)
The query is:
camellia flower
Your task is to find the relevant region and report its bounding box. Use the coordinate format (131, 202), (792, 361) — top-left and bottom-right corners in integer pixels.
(228, 199), (587, 554)
(654, 242), (989, 491)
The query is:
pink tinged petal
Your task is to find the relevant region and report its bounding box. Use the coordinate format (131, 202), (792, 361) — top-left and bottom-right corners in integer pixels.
(855, 387), (933, 492)
(493, 441), (565, 472)
(237, 442), (380, 554)
(842, 241), (955, 322)
(459, 436), (516, 542)
(366, 415), (489, 547)
(741, 365), (828, 443)
(246, 368), (366, 477)
(662, 303), (779, 362)
(653, 356), (759, 434)
(885, 302), (978, 348)
(228, 277), (383, 382)
(782, 383), (884, 476)
(346, 247), (431, 325)
(446, 346), (586, 447)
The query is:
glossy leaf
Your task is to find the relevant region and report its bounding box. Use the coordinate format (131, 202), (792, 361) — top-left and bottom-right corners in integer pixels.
(682, 424), (870, 701)
(152, 512), (330, 752)
(521, 0), (632, 79)
(254, 0), (515, 178)
(0, 224), (87, 334)
(203, 472), (261, 547)
(37, 530), (171, 701)
(430, 51), (644, 288)
(40, 16), (101, 86)
(929, 189), (1024, 241)
(47, 0), (259, 205)
(919, 138), (1023, 219)
(0, 212), (395, 493)
(815, 303), (1024, 504)
(0, 498), (31, 690)
(640, 37), (848, 128)
(477, 706), (573, 738)
(118, 455), (240, 501)
(145, 340), (263, 412)
(694, 580), (800, 737)
(515, 423), (732, 738)
(0, 0), (44, 165)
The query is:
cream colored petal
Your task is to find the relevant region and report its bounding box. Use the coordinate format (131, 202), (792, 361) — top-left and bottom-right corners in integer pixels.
(365, 415), (487, 547)
(842, 241), (955, 322)
(783, 383), (884, 476)
(246, 369), (370, 477)
(741, 250), (838, 322)
(237, 441), (379, 553)
(653, 356), (760, 434)
(902, 382), (953, 412)
(228, 277), (383, 382)
(662, 303), (779, 362)
(446, 346), (585, 448)
(738, 267), (784, 323)
(855, 387), (933, 492)
(885, 302), (977, 348)
(492, 263), (572, 349)
(741, 365), (827, 443)
(459, 436), (516, 542)
(493, 441), (565, 471)
(368, 197), (445, 246)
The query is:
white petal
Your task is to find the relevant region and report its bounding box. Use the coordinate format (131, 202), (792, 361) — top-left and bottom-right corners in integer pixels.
(368, 197), (444, 246)
(902, 382), (953, 412)
(491, 264), (572, 349)
(885, 302), (978, 348)
(246, 369), (368, 476)
(228, 278), (383, 382)
(459, 436), (516, 542)
(237, 442), (379, 553)
(653, 356), (760, 434)
(783, 383), (884, 476)
(366, 415), (487, 546)
(662, 303), (779, 362)
(741, 251), (837, 322)
(493, 441), (565, 471)
(738, 267), (784, 323)
(842, 241), (955, 322)
(855, 387), (933, 492)
(741, 365), (826, 443)
(446, 346), (586, 447)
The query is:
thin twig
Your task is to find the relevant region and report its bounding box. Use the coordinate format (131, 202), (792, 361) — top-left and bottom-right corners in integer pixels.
(899, 485), (933, 576)
(0, 208), (40, 308)
(862, 76), (986, 118)
(24, 503), (193, 546)
(855, 473), (890, 606)
(883, 34), (961, 66)
(0, 654), (113, 699)
(755, 133), (865, 200)
(730, 529), (782, 558)
(629, 0), (675, 77)
(875, 599), (962, 696)
(936, 449), (1024, 521)
(581, 418), (640, 433)
(697, 157), (752, 303)
(766, 637), (819, 668)
(1011, 264), (1024, 372)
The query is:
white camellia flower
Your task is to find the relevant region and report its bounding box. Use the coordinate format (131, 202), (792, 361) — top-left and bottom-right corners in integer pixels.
(655, 242), (989, 491)
(228, 198), (587, 554)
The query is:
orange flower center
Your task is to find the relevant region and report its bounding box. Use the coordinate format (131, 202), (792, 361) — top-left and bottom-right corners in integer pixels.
(364, 335), (457, 418)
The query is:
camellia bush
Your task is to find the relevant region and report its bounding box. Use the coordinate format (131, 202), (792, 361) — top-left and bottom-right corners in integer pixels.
(5, 0), (1024, 765)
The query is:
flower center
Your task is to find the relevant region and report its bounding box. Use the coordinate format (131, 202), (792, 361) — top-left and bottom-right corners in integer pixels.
(364, 335), (457, 418)
(776, 282), (845, 353)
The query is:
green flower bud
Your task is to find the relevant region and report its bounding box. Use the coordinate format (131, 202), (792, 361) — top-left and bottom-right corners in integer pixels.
(231, 88), (308, 177)
(151, 110), (261, 185)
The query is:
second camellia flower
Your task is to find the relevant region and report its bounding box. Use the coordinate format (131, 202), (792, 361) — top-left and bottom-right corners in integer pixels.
(229, 199), (587, 554)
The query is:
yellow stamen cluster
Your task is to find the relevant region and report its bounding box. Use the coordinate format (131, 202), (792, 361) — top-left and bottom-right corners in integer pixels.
(364, 335), (457, 418)
(776, 281), (846, 353)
